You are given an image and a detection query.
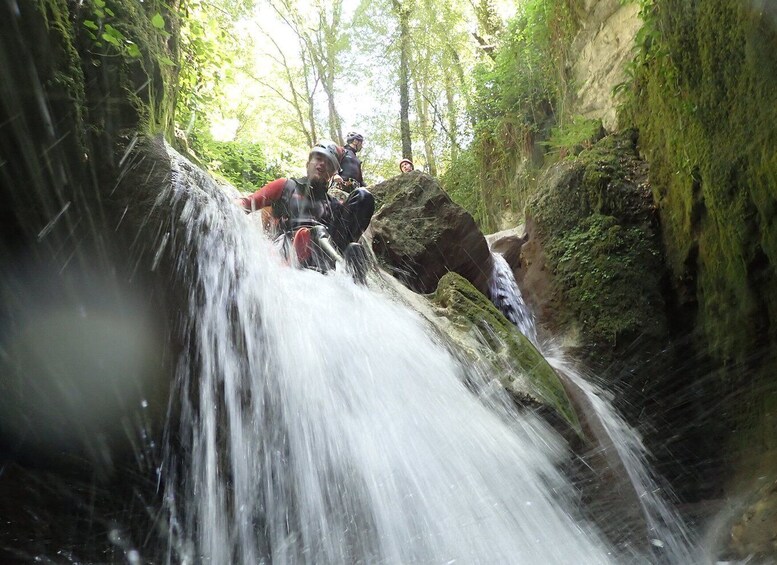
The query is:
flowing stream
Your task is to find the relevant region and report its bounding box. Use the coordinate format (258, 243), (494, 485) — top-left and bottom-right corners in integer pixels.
(489, 247), (702, 564)
(489, 252), (538, 347)
(158, 154), (621, 564)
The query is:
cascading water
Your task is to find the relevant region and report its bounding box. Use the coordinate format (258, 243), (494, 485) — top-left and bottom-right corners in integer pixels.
(158, 153), (618, 564)
(547, 356), (698, 563)
(489, 252), (538, 346)
(486, 240), (701, 563)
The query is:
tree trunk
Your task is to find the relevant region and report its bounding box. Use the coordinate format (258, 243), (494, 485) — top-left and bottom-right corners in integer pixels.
(301, 50), (319, 145)
(443, 51), (459, 161)
(412, 70), (436, 176)
(393, 0), (413, 161)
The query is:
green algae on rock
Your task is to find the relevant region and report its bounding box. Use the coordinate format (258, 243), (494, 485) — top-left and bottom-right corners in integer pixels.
(523, 130), (668, 370)
(431, 272), (582, 436)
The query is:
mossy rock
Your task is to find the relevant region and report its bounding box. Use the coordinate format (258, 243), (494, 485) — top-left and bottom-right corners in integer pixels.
(431, 272), (582, 435)
(622, 0), (777, 367)
(619, 0), (777, 497)
(524, 130), (668, 370)
(370, 171), (493, 296)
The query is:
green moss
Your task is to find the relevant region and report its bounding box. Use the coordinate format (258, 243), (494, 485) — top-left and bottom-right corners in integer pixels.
(31, 0), (88, 153)
(622, 0), (777, 366)
(432, 272), (582, 434)
(527, 130), (667, 366)
(549, 215), (664, 349)
(70, 0), (180, 137)
(541, 116), (604, 158)
(616, 0), (777, 481)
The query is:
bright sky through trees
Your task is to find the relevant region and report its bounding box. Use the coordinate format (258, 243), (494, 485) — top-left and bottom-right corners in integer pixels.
(188, 0), (516, 181)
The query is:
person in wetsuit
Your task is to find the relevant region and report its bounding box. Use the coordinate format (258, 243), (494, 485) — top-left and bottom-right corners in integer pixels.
(338, 131), (365, 190)
(236, 141), (375, 268)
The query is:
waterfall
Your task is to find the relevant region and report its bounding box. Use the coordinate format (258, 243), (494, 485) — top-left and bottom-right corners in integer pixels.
(489, 251), (538, 346)
(547, 357), (698, 563)
(158, 153), (618, 564)
(485, 238), (700, 563)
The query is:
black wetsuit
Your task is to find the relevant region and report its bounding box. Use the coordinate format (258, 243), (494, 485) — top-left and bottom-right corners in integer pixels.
(339, 145), (364, 188)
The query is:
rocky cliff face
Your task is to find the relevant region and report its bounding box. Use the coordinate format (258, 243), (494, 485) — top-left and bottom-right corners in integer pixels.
(622, 4), (777, 556)
(568, 0), (642, 131)
(520, 1), (777, 557)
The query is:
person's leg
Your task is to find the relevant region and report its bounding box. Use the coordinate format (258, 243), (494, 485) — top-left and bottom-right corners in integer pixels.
(329, 188), (375, 250)
(292, 227), (312, 263)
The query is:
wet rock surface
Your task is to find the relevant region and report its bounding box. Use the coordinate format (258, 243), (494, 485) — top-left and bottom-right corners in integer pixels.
(369, 171), (493, 296)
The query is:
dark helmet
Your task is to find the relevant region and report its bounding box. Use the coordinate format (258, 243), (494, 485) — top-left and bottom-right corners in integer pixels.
(309, 141), (342, 172)
(346, 131), (364, 144)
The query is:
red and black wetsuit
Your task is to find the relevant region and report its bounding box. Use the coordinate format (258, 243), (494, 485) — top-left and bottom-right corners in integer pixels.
(239, 176), (375, 259)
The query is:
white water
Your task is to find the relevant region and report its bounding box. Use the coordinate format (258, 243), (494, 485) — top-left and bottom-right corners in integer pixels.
(551, 354), (700, 563)
(159, 157), (618, 563)
(487, 243), (701, 564)
(489, 252), (538, 346)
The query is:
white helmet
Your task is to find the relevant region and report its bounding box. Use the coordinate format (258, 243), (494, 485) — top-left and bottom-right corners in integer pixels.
(309, 141), (342, 172)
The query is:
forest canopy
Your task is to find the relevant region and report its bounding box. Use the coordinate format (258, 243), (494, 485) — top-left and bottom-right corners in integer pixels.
(172, 0), (578, 228)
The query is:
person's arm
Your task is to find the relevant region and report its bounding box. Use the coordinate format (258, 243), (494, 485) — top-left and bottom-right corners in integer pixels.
(356, 166), (365, 187)
(236, 178), (287, 211)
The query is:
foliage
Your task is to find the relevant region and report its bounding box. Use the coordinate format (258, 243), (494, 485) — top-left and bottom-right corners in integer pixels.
(75, 0), (179, 134)
(264, 0), (348, 144)
(440, 150), (483, 222)
(191, 135), (283, 191)
(444, 0), (579, 231)
(175, 0), (254, 140)
(482, 0), (575, 124)
(541, 116), (603, 157)
(352, 0), (478, 178)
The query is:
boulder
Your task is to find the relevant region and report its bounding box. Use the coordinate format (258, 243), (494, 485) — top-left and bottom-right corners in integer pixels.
(522, 130), (667, 365)
(430, 272), (581, 435)
(369, 171), (493, 296)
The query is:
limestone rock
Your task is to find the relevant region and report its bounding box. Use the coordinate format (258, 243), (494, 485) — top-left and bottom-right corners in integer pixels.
(485, 226), (527, 287)
(569, 0), (643, 131)
(430, 272), (581, 435)
(522, 130), (667, 366)
(728, 480), (777, 560)
(370, 171), (493, 296)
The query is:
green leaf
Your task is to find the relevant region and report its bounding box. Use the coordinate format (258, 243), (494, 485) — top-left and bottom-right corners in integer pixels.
(83, 20), (99, 30)
(151, 13), (166, 29)
(159, 56), (176, 66)
(126, 42), (141, 58)
(105, 7), (115, 17)
(101, 32), (120, 46)
(103, 24), (125, 41)
(94, 0), (106, 7)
